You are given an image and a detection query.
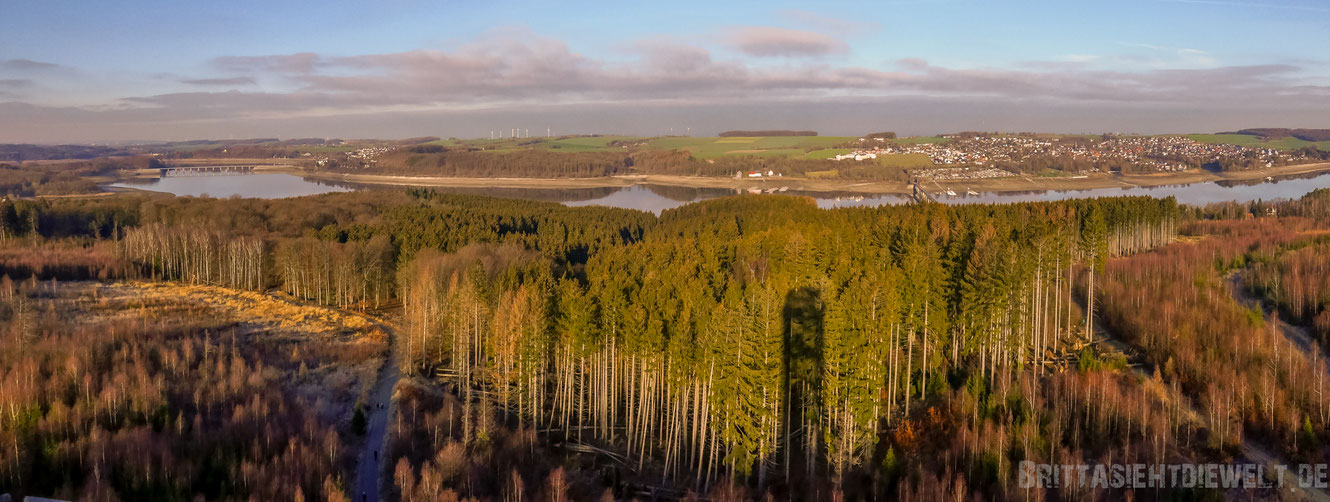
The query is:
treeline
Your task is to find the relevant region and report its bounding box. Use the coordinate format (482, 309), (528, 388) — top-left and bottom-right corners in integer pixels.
(1296, 146), (1330, 161)
(1, 197), (138, 240)
(0, 241), (134, 281)
(121, 223), (266, 290)
(1226, 128), (1330, 142)
(275, 235), (395, 309)
(1, 157), (162, 196)
(8, 190), (651, 310)
(344, 149), (634, 177)
(395, 194), (1179, 498)
(0, 144), (126, 162)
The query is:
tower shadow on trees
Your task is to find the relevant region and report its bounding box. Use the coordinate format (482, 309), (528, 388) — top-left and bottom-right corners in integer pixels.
(781, 285), (826, 498)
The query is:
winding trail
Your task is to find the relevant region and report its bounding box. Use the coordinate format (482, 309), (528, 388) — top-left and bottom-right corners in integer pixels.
(1074, 271), (1330, 498)
(1228, 270), (1321, 355)
(1226, 271), (1330, 502)
(1087, 276), (1330, 501)
(1092, 330), (1330, 500)
(354, 320), (402, 502)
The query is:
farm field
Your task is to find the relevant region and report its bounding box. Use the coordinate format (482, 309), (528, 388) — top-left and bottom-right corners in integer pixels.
(431, 135), (643, 152)
(431, 134), (860, 159)
(889, 136), (951, 145)
(645, 135), (855, 158)
(1185, 133), (1330, 150)
(804, 148), (853, 159)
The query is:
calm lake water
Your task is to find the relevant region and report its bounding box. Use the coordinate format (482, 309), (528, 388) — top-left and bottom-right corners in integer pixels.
(112, 173), (352, 199)
(110, 170), (1330, 214)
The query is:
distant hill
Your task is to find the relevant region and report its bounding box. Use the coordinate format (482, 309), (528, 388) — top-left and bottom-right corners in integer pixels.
(1221, 128), (1330, 142)
(0, 143), (127, 162)
(394, 136), (441, 145)
(718, 130), (817, 137)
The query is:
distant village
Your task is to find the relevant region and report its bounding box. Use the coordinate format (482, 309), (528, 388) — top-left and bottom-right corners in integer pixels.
(836, 135), (1305, 180)
(298, 133), (1318, 181)
(309, 145), (389, 167)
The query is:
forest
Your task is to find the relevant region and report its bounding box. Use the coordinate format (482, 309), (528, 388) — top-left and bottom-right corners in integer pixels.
(0, 157), (162, 197)
(8, 186), (1330, 499)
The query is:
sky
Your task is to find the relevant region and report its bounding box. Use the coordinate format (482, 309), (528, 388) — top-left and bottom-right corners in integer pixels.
(1, 0), (1327, 143)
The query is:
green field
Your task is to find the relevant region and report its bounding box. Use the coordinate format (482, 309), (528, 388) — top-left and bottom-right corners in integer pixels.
(646, 136), (854, 159)
(542, 135), (641, 151)
(432, 135), (644, 153)
(889, 136), (951, 145)
(804, 148), (853, 159)
(435, 134), (888, 159)
(1184, 134), (1330, 150)
(296, 145), (356, 153)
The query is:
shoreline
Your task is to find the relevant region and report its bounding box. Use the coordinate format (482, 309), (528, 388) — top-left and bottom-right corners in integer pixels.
(275, 162), (1330, 195)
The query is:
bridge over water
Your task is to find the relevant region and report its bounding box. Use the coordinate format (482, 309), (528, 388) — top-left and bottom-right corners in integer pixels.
(159, 165), (255, 177)
(909, 179), (937, 203)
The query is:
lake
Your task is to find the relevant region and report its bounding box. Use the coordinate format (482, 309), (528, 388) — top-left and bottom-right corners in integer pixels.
(112, 173), (353, 199)
(110, 170), (1330, 214)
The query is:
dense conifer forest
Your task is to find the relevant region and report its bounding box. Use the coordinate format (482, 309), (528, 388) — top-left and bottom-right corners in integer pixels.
(9, 187), (1330, 499)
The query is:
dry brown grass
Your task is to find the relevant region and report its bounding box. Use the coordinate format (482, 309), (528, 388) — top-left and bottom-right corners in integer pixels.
(109, 281), (377, 336)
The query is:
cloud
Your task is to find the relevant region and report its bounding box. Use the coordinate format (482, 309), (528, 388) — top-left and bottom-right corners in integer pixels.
(896, 58), (929, 70)
(6, 93), (1330, 144)
(777, 10), (881, 35)
(1059, 54), (1100, 63)
(2, 58), (60, 71)
(213, 53), (321, 74)
(3, 29), (1329, 142)
(180, 77), (258, 86)
(110, 36), (1330, 121)
(0, 79), (32, 88)
(721, 26), (849, 58)
(1116, 42), (1218, 67)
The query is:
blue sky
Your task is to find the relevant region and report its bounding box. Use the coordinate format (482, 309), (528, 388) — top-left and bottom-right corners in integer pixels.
(1, 0), (1327, 142)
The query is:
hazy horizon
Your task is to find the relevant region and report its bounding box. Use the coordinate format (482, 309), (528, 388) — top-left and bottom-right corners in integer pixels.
(3, 0), (1328, 143)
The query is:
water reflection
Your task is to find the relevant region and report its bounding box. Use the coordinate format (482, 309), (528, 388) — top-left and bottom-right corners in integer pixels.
(108, 170), (1330, 213)
(934, 170), (1330, 206)
(567, 185), (735, 213)
(111, 173), (351, 199)
(360, 184), (625, 202)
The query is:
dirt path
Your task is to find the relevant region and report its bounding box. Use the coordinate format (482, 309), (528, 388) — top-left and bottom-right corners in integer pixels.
(1090, 284), (1330, 501)
(354, 320), (401, 502)
(1228, 271), (1321, 355)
